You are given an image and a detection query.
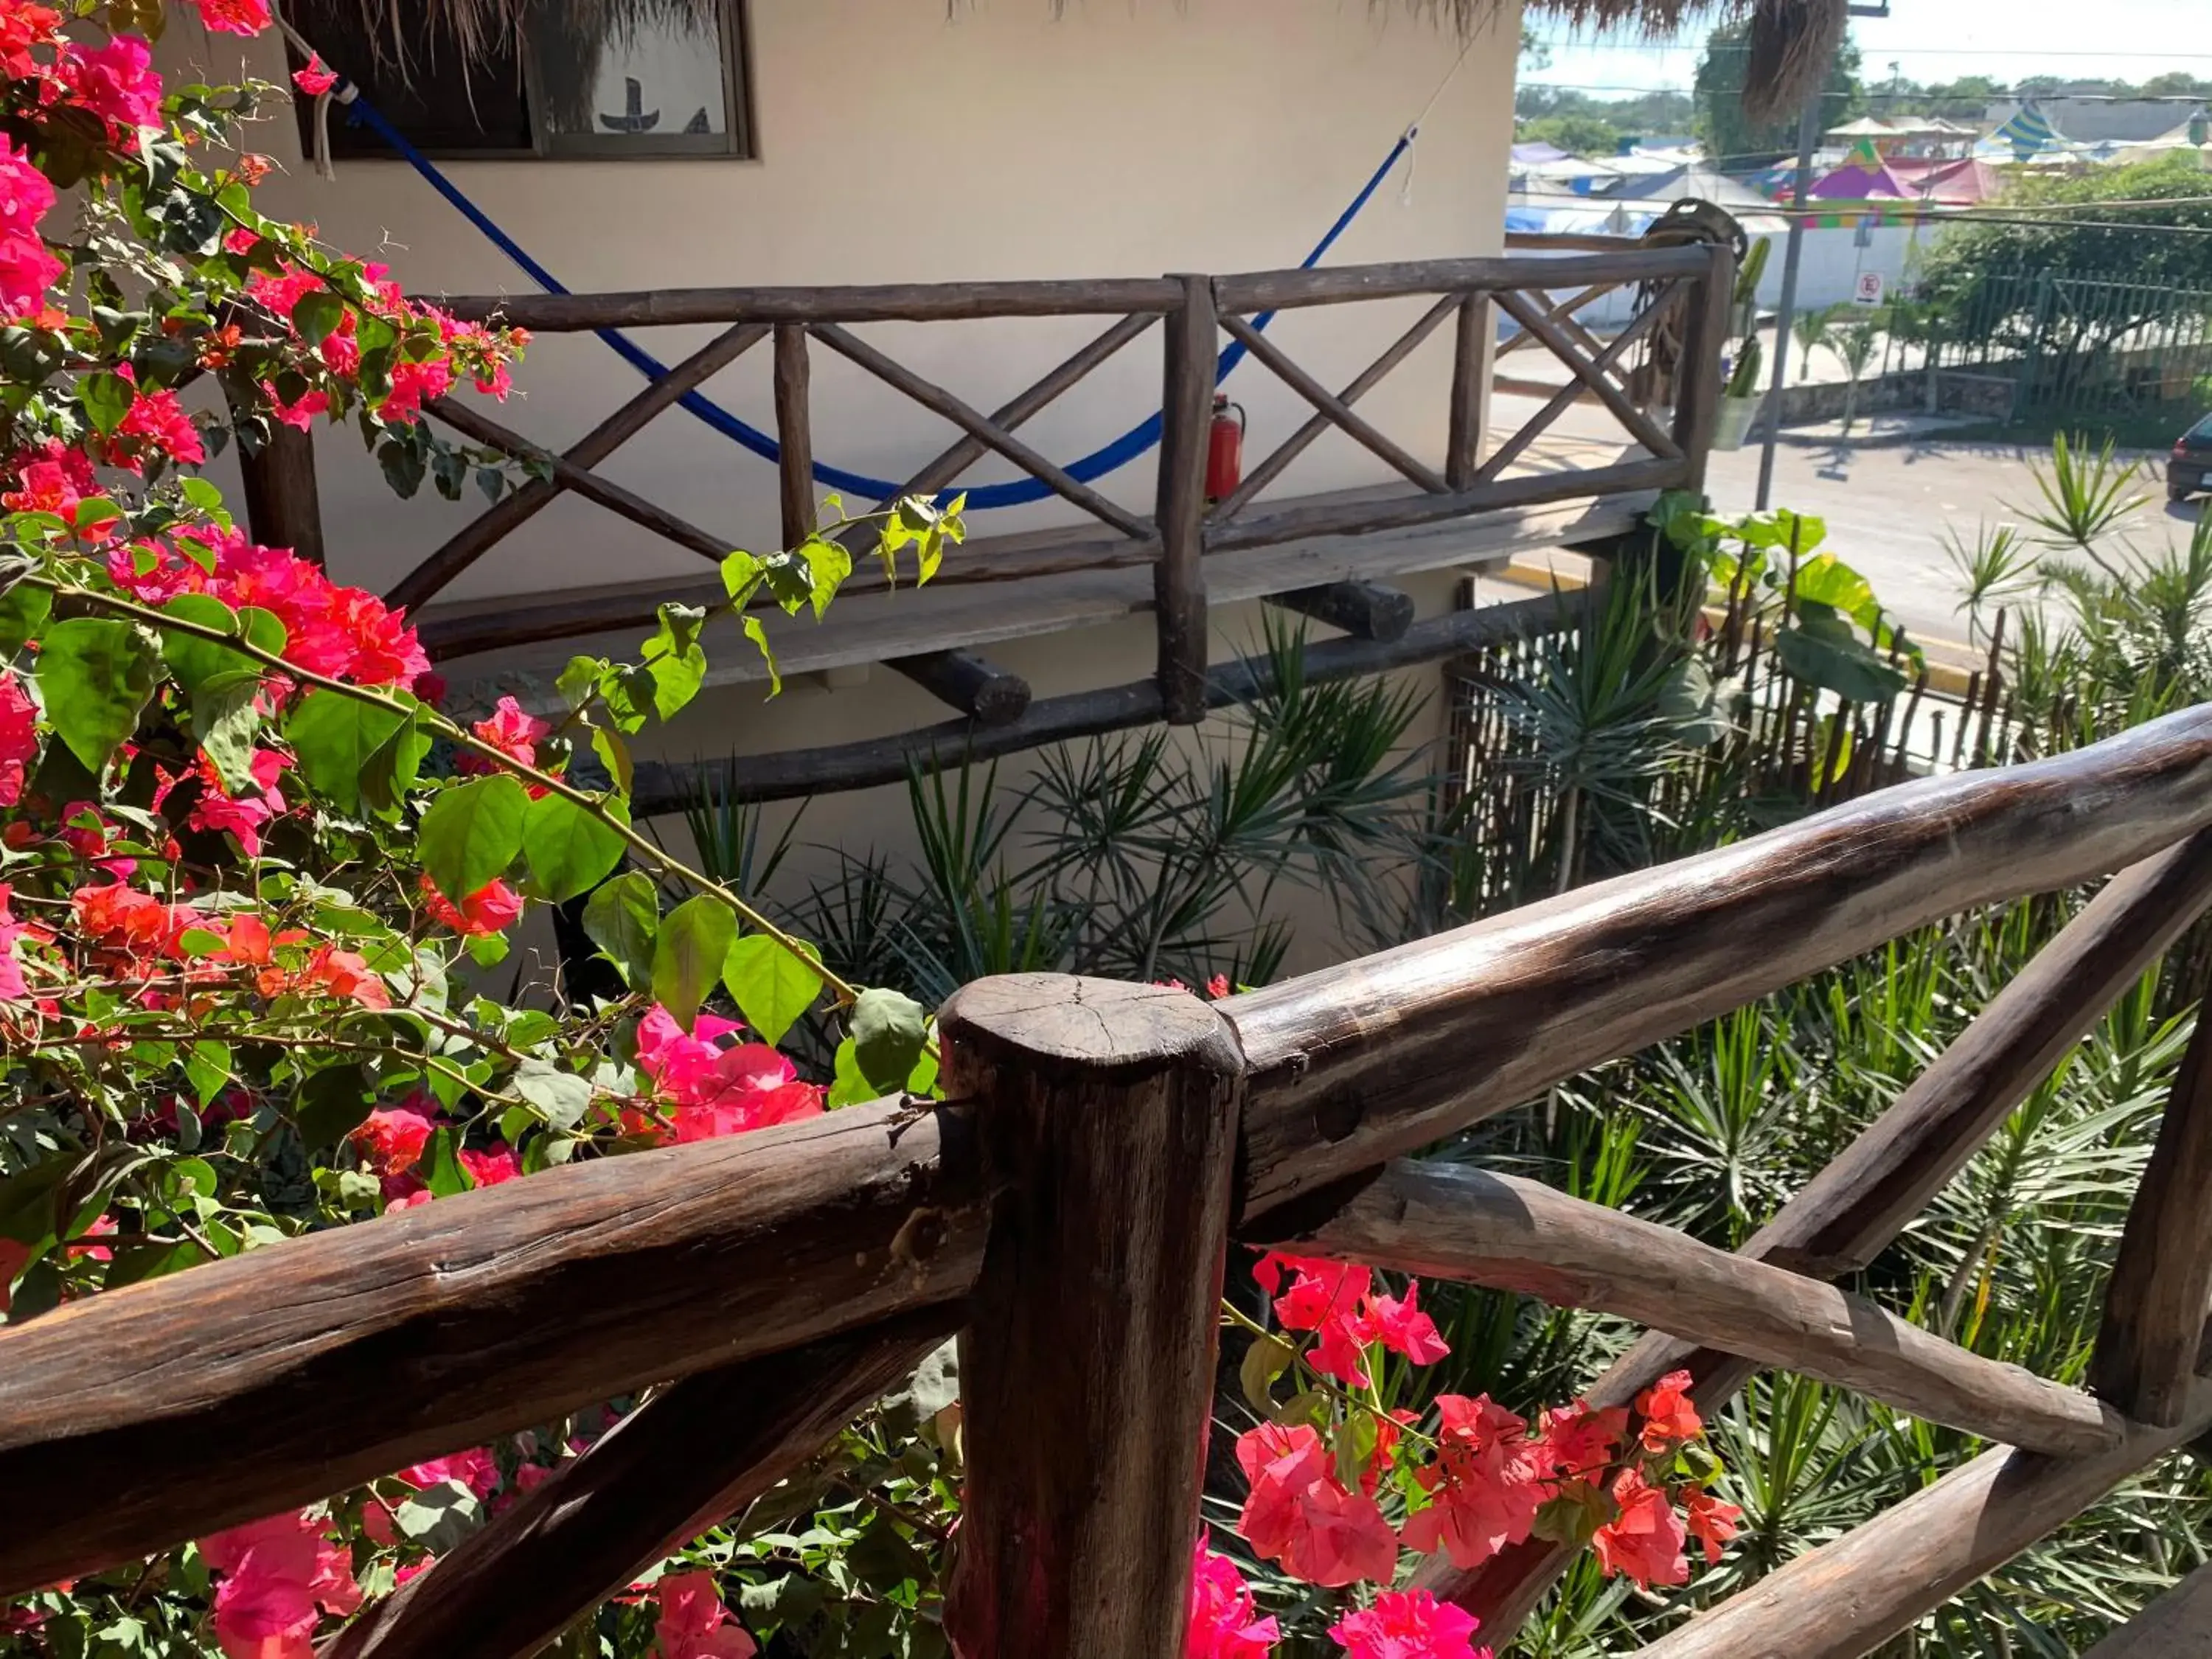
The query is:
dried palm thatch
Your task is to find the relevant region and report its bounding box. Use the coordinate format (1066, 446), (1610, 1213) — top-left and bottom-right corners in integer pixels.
(330, 0), (1846, 132)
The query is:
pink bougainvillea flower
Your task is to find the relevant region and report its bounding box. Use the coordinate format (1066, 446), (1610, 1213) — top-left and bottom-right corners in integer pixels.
(671, 1044), (826, 1142)
(0, 140), (55, 237)
(379, 356), (454, 422)
(262, 382), (329, 431)
(652, 1571), (757, 1659)
(418, 874), (525, 937)
(1206, 973), (1232, 999)
(1186, 1540), (1279, 1659)
(1593, 1468), (1690, 1589)
(0, 883), (49, 1002)
(351, 1103), (435, 1189)
(1682, 1485), (1743, 1566)
(1234, 1422), (1397, 1588)
(1531, 1399), (1628, 1481)
(1253, 1253), (1370, 1333)
(459, 1143), (521, 1189)
(1399, 1394), (1545, 1571)
(186, 0), (272, 35)
(199, 1510), (360, 1659)
(66, 35), (163, 131)
(1637, 1368), (1703, 1454)
(4, 458), (119, 542)
(457, 696), (551, 782)
(0, 673), (35, 807)
(1367, 1279), (1450, 1366)
(291, 53), (338, 95)
(118, 386), (206, 466)
(1328, 1589), (1488, 1659)
(398, 1446), (500, 1499)
(0, 1), (63, 80)
(0, 230), (61, 318)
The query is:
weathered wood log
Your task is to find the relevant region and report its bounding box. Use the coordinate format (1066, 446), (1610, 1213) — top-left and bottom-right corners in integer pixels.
(774, 323), (815, 548)
(809, 322), (1151, 542)
(1211, 248), (1710, 313)
(1491, 284), (1616, 364)
(1490, 287), (1681, 464)
(2081, 1563), (2212, 1658)
(437, 277), (1187, 331)
(422, 395), (731, 567)
(889, 649), (1032, 724)
(1412, 827), (2212, 1635)
(1670, 242), (1736, 493)
(1154, 274), (1217, 725)
(1217, 313), (1450, 495)
(2094, 1008), (2212, 1425)
(855, 313), (1157, 517)
(1446, 292), (1489, 491)
(940, 975), (1244, 1659)
(387, 321), (767, 613)
(1476, 301), (1674, 484)
(1265, 581), (1416, 643)
(321, 1311), (953, 1659)
(627, 590), (1590, 815)
(1281, 1160), (2122, 1456)
(1631, 1359), (2212, 1659)
(237, 420), (325, 566)
(1213, 294), (1461, 523)
(0, 1097), (987, 1596)
(1203, 456), (1689, 554)
(1225, 717), (2212, 1225)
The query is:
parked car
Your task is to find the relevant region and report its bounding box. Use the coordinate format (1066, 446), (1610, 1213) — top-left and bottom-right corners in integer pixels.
(2171, 414), (2212, 501)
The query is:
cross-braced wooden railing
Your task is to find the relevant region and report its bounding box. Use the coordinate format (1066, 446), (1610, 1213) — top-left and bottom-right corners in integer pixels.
(301, 237), (1731, 728)
(16, 702), (2211, 1656)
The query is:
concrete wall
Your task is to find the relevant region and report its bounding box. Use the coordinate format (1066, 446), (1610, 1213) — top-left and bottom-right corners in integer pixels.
(154, 0), (1526, 970)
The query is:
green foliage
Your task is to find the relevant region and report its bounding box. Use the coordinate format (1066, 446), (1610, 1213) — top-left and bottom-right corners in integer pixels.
(1693, 20), (1863, 166)
(1921, 159), (2212, 303)
(35, 616), (160, 772)
(419, 775), (529, 901)
(650, 895), (739, 1032)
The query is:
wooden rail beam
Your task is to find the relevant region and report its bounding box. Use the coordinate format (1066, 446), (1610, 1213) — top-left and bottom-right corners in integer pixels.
(941, 975), (1244, 1659)
(0, 1096), (987, 1596)
(1216, 313), (1450, 495)
(1265, 581), (1416, 644)
(1490, 287), (1682, 464)
(437, 277), (1189, 331)
(1153, 274), (1217, 725)
(1630, 1353), (2212, 1659)
(2081, 1563), (2212, 1657)
(1211, 247), (1711, 313)
(1670, 241), (1736, 493)
(1411, 827), (2212, 1637)
(1225, 723), (2212, 1226)
(889, 648), (1032, 725)
(1280, 1160), (2121, 1456)
(321, 1312), (954, 1659)
(2094, 1009), (2212, 1425)
(1475, 301), (1675, 484)
(386, 320), (767, 614)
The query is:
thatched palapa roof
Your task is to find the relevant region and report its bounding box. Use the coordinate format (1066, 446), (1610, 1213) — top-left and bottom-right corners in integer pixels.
(336, 0), (1846, 131)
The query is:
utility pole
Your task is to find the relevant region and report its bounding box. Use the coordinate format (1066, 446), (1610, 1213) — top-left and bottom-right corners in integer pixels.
(1754, 1), (1890, 509)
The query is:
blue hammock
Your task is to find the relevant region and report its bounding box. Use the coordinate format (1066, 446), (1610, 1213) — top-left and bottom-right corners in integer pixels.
(342, 92), (1414, 510)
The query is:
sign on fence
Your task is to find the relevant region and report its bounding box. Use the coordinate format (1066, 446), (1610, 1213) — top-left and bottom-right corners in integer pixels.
(1854, 271), (1886, 307)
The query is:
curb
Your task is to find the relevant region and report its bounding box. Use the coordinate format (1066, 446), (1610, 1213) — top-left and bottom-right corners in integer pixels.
(1773, 422), (1981, 452)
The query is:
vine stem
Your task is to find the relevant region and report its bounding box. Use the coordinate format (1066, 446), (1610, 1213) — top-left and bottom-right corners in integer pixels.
(29, 574), (864, 1008)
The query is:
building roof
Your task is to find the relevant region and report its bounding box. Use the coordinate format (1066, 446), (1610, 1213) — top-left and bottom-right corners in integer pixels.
(1982, 96), (2207, 145)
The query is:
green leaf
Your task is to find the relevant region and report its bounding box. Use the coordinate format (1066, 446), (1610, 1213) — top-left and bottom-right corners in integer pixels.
(360, 706), (431, 816)
(0, 580), (51, 656)
(193, 670), (263, 796)
(419, 775), (529, 902)
(34, 617), (159, 773)
(642, 603), (709, 720)
(522, 790), (629, 904)
(421, 1127), (469, 1197)
(1239, 1332), (1296, 1413)
(580, 870), (658, 988)
(293, 1062), (372, 1151)
(742, 614), (780, 696)
(721, 549), (765, 605)
(1773, 508), (1828, 554)
(590, 726), (633, 796)
(285, 689), (408, 816)
(721, 933), (824, 1047)
(828, 1037), (873, 1108)
(1774, 613), (1909, 705)
(850, 987), (929, 1096)
(79, 370), (133, 436)
(650, 895), (737, 1032)
(798, 536), (852, 619)
(159, 592), (287, 695)
(183, 1040), (231, 1109)
(1792, 553), (1879, 631)
(391, 1481), (483, 1554)
(510, 1058), (591, 1130)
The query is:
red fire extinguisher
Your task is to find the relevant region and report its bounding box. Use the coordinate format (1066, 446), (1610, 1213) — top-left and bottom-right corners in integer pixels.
(1205, 393), (1246, 504)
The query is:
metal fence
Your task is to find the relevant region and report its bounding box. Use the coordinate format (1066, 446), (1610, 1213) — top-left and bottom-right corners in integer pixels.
(1930, 268), (2212, 422)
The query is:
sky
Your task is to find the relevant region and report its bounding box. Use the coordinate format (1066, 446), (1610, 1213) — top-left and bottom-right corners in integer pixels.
(1522, 0), (2201, 100)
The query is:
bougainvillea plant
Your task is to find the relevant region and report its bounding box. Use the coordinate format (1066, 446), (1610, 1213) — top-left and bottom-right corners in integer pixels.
(0, 1), (1740, 1653)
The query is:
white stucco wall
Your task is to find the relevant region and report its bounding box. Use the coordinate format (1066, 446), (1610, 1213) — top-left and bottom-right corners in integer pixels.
(161, 0), (1523, 606)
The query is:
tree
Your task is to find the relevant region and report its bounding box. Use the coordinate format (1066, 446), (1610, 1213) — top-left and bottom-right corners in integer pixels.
(1519, 111), (1624, 156)
(1694, 20), (1863, 168)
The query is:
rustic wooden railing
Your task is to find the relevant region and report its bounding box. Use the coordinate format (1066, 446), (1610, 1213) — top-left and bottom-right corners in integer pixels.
(18, 698), (2211, 1655)
(231, 237), (1729, 739)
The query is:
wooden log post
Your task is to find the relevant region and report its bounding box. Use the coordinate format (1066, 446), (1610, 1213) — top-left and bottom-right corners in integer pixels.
(1446, 291), (1489, 491)
(322, 1312), (953, 1659)
(889, 649), (1033, 725)
(237, 420), (325, 566)
(1155, 275), (1217, 725)
(1669, 240), (1736, 495)
(2094, 1009), (2212, 1425)
(939, 974), (1246, 1658)
(1266, 581), (1416, 643)
(2082, 1563), (2212, 1657)
(774, 322), (815, 549)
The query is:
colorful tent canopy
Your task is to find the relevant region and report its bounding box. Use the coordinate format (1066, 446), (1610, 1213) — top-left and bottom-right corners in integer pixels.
(1883, 156), (2005, 204)
(1807, 142), (1913, 201)
(1986, 102), (2062, 160)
